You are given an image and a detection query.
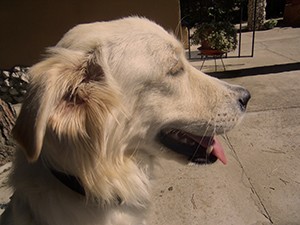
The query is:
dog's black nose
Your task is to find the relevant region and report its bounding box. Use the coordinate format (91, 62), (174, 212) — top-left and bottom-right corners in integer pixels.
(238, 88), (251, 111)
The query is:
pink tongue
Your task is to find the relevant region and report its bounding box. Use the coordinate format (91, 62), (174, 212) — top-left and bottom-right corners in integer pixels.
(211, 137), (227, 165)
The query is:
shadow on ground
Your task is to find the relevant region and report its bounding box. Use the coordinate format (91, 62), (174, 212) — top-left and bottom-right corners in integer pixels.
(208, 62), (300, 78)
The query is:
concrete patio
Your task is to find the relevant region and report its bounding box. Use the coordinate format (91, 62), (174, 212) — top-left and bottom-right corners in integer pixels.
(148, 27), (300, 225)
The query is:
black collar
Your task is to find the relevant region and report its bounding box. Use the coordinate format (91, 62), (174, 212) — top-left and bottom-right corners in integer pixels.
(50, 168), (123, 205)
(50, 169), (86, 196)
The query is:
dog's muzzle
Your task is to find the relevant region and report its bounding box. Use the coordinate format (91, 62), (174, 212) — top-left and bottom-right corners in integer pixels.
(158, 87), (251, 165)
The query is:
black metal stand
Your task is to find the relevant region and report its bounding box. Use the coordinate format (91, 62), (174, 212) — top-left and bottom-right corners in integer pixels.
(199, 53), (226, 71)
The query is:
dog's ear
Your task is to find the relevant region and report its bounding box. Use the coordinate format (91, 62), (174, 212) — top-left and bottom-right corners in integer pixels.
(12, 48), (109, 162)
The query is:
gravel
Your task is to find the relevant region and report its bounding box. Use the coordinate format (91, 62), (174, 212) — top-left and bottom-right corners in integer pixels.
(0, 144), (14, 167)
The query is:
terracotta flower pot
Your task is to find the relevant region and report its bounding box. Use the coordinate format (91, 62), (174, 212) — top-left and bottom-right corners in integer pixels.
(197, 40), (225, 56)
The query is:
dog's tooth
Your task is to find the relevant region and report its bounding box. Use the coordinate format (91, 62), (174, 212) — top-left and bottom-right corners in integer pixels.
(207, 145), (214, 154)
(184, 138), (191, 144)
(180, 137), (196, 146)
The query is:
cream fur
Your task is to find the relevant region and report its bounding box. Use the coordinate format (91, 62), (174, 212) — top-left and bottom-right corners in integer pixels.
(0, 17), (249, 225)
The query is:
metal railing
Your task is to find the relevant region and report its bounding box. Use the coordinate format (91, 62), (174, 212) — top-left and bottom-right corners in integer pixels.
(185, 0), (258, 59)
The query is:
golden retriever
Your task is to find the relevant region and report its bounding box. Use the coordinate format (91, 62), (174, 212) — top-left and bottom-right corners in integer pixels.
(0, 17), (250, 225)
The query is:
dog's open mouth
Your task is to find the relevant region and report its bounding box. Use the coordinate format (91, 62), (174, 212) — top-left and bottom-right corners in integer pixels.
(159, 128), (227, 165)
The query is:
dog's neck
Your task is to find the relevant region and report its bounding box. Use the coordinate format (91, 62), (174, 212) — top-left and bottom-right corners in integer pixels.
(39, 130), (152, 208)
(50, 168), (124, 205)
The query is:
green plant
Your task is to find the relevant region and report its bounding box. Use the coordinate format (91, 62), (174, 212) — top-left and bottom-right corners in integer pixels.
(263, 19), (278, 30)
(191, 21), (238, 53)
(180, 0), (242, 28)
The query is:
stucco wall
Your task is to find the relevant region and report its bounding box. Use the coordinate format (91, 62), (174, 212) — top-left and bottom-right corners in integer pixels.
(0, 0), (180, 69)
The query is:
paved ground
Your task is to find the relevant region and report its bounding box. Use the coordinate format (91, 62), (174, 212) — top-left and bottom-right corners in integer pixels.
(1, 27), (300, 224)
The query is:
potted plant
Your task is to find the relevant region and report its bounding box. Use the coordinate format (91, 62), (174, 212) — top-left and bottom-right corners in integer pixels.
(191, 21), (238, 55)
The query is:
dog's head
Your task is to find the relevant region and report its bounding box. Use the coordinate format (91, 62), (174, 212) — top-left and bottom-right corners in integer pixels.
(12, 17), (250, 204)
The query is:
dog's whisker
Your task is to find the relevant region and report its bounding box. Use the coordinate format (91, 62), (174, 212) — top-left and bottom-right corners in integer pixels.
(221, 133), (240, 162)
(188, 120), (213, 164)
(129, 140), (141, 160)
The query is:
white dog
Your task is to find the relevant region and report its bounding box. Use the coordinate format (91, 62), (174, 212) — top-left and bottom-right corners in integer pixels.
(0, 17), (250, 225)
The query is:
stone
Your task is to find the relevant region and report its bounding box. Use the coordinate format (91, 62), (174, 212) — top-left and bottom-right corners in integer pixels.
(11, 72), (20, 79)
(1, 71), (10, 79)
(8, 88), (19, 96)
(248, 0), (266, 30)
(19, 74), (29, 83)
(0, 94), (13, 103)
(0, 67), (29, 104)
(12, 96), (24, 103)
(19, 89), (27, 95)
(0, 86), (9, 93)
(3, 79), (12, 87)
(0, 99), (16, 146)
(12, 66), (21, 72)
